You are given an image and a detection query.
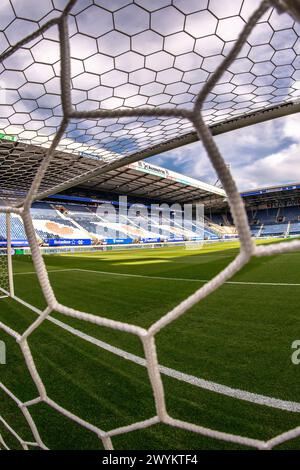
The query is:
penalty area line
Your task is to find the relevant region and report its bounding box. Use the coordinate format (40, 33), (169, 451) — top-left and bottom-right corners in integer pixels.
(14, 268), (300, 286)
(7, 292), (300, 414)
(72, 268), (300, 287)
(13, 269), (78, 276)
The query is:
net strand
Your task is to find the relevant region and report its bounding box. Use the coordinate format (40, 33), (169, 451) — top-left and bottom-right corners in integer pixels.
(0, 0), (300, 450)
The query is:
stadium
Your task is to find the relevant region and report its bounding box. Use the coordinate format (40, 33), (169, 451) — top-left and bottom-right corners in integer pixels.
(1, 0), (300, 454)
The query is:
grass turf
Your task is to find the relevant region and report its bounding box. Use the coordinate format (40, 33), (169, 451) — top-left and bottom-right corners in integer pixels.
(1, 240), (300, 449)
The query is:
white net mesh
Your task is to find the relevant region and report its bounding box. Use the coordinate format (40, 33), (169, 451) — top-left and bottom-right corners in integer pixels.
(1, 0), (300, 450)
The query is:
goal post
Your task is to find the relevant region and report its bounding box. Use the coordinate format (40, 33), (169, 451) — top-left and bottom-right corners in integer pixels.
(0, 214), (14, 299)
(0, 248), (9, 299)
(6, 213), (14, 298)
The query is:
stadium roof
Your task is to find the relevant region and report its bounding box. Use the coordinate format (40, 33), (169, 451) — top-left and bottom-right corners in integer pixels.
(241, 181), (300, 205)
(0, 138), (225, 205)
(241, 181), (300, 196)
(76, 159), (226, 204)
(1, 1), (300, 205)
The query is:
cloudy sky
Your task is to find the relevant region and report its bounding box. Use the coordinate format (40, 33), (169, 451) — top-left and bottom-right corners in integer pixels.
(149, 112), (300, 191)
(1, 0), (299, 193)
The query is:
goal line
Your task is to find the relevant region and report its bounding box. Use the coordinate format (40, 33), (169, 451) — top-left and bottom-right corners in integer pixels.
(13, 268), (300, 288)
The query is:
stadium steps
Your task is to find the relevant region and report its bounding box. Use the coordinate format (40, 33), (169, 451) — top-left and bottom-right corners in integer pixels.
(276, 207), (281, 220)
(205, 216), (236, 236)
(58, 205), (99, 240)
(51, 205), (91, 237)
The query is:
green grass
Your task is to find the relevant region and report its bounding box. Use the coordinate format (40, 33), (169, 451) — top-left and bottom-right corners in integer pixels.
(1, 240), (300, 449)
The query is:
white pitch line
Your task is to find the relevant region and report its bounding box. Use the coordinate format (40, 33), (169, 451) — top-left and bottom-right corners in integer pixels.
(14, 267), (300, 286)
(73, 268), (300, 287)
(7, 293), (300, 414)
(37, 318), (300, 413)
(13, 269), (78, 276)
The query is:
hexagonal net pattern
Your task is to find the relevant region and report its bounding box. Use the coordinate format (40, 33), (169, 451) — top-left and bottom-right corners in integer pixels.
(0, 0), (300, 202)
(1, 0), (300, 450)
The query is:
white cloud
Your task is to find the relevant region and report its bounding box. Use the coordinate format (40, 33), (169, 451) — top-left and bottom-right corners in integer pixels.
(150, 113), (300, 191)
(232, 142), (300, 189)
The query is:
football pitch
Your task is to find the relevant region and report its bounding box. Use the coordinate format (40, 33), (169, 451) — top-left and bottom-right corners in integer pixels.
(1, 240), (300, 450)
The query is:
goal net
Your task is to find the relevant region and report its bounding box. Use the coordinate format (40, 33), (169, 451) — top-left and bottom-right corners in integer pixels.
(1, 0), (300, 450)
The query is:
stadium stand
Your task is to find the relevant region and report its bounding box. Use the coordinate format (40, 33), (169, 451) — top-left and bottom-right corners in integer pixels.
(210, 214), (224, 226)
(0, 213), (26, 241)
(248, 208), (287, 237)
(282, 206), (300, 221)
(290, 222), (300, 235)
(3, 196), (300, 245)
(31, 202), (90, 241)
(59, 204), (103, 237)
(0, 198), (222, 245)
(261, 223), (288, 236)
(255, 208), (279, 224)
(205, 215), (237, 237)
(241, 183), (300, 238)
(2, 176), (300, 246)
(250, 225), (262, 237)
